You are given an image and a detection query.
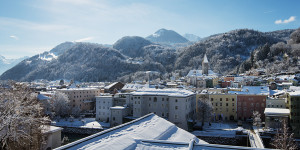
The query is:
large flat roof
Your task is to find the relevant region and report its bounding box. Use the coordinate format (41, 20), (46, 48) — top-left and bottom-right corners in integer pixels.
(131, 88), (195, 97)
(55, 113), (206, 150)
(264, 108), (290, 116)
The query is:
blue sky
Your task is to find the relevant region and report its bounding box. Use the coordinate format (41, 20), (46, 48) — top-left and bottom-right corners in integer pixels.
(0, 0), (299, 58)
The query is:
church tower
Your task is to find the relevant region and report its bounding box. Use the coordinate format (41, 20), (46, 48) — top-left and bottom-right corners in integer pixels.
(202, 54), (209, 75)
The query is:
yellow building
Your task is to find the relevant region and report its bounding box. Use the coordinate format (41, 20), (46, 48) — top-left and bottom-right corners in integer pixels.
(212, 77), (219, 87)
(209, 94), (237, 121)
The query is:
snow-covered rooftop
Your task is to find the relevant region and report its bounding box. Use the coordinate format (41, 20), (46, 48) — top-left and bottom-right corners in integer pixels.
(42, 125), (63, 134)
(37, 94), (50, 100)
(110, 106), (125, 110)
(269, 90), (285, 96)
(186, 69), (218, 77)
(288, 90), (300, 96)
(122, 83), (147, 91)
(131, 88), (195, 97)
(264, 108), (290, 116)
(104, 82), (119, 90)
(228, 86), (269, 95)
(56, 114), (206, 150)
(57, 87), (99, 91)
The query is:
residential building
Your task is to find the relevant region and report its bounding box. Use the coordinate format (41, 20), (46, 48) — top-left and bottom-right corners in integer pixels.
(264, 108), (290, 129)
(287, 91), (300, 138)
(130, 88), (195, 130)
(209, 94), (237, 121)
(42, 126), (63, 150)
(229, 86), (269, 121)
(95, 95), (113, 122)
(110, 106), (128, 126)
(57, 88), (101, 112)
(104, 82), (124, 94)
(266, 97), (286, 108)
(95, 88), (195, 130)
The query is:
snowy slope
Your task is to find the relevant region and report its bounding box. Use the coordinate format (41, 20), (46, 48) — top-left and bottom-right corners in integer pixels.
(146, 29), (189, 44)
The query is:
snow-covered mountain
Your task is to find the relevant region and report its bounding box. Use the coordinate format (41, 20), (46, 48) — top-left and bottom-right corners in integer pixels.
(183, 33), (201, 42)
(38, 41), (76, 61)
(1, 28), (297, 82)
(0, 55), (29, 75)
(146, 28), (189, 44)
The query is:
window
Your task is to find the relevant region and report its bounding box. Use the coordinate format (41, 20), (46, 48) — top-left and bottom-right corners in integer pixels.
(113, 117), (115, 121)
(216, 103), (218, 106)
(167, 98), (169, 101)
(232, 98), (234, 101)
(220, 98), (222, 101)
(149, 104), (151, 107)
(232, 103), (234, 106)
(149, 97), (151, 101)
(226, 98), (228, 101)
(162, 113), (165, 117)
(175, 115), (178, 119)
(175, 106), (178, 110)
(154, 97), (157, 102)
(220, 103), (222, 106)
(138, 101), (140, 104)
(175, 99), (178, 102)
(226, 103), (228, 106)
(211, 98), (213, 101)
(162, 98), (164, 101)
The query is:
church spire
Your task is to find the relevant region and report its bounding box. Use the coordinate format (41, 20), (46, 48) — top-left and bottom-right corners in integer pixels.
(202, 54), (209, 75)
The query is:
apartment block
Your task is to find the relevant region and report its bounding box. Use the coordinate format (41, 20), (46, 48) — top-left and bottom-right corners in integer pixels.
(57, 88), (101, 112)
(208, 94), (237, 121)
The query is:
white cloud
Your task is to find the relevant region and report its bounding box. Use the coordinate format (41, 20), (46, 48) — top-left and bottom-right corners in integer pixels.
(9, 35), (19, 40)
(275, 16), (296, 24)
(74, 37), (94, 42)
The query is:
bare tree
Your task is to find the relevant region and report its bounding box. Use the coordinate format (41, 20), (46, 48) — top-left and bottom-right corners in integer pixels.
(0, 82), (50, 150)
(196, 98), (213, 127)
(271, 120), (298, 150)
(71, 106), (81, 118)
(252, 111), (261, 127)
(50, 91), (70, 117)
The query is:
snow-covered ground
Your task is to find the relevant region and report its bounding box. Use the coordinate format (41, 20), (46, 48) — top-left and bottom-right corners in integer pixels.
(192, 122), (244, 138)
(51, 118), (110, 129)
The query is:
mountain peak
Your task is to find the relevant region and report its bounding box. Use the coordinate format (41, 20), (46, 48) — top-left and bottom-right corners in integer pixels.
(146, 28), (188, 44)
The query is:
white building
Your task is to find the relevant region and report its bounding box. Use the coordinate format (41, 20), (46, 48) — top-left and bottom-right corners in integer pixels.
(95, 88), (196, 130)
(95, 95), (114, 122)
(130, 88), (196, 130)
(266, 97), (286, 108)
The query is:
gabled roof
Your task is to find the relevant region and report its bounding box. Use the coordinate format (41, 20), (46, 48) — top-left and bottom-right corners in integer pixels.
(55, 114), (206, 150)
